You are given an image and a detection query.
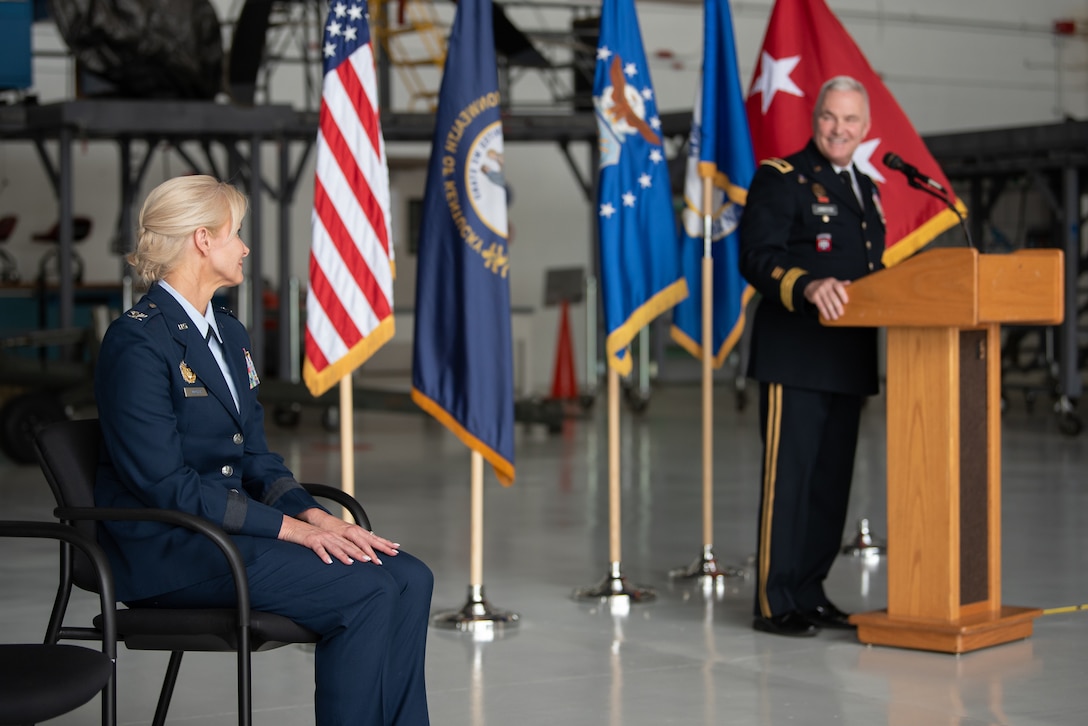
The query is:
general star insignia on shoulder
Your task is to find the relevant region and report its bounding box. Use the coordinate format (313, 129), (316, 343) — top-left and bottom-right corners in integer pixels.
(179, 361), (196, 384)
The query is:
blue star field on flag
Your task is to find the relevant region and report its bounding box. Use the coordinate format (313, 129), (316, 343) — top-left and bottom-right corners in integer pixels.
(320, 2), (371, 72)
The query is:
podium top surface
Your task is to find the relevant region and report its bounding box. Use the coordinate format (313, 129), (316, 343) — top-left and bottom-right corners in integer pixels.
(822, 248), (1063, 328)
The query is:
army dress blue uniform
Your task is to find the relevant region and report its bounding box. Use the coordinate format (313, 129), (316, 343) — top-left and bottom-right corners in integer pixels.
(738, 140), (885, 623)
(94, 282), (431, 725)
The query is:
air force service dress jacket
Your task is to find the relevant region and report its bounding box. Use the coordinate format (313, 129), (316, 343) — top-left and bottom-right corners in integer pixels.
(94, 282), (324, 603)
(738, 140), (886, 397)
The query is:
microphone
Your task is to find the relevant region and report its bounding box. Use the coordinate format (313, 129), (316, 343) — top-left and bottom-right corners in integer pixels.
(883, 152), (947, 194)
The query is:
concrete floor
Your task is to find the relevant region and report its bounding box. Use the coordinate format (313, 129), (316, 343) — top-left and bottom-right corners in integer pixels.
(1, 383), (1086, 725)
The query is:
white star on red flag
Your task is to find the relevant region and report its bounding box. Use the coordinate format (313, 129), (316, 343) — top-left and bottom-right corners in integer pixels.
(852, 138), (885, 183)
(750, 51), (803, 114)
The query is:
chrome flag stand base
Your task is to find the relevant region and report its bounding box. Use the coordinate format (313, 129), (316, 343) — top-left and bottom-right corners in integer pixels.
(841, 517), (886, 558)
(572, 561), (656, 611)
(669, 545), (747, 581)
(432, 585), (519, 637)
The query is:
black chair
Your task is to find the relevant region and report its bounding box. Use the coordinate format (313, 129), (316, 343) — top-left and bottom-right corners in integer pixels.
(0, 519), (116, 726)
(35, 418), (371, 726)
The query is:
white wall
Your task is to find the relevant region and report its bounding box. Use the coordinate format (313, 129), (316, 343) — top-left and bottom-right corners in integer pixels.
(3, 0), (1087, 393)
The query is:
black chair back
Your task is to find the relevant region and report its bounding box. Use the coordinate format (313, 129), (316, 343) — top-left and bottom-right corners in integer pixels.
(35, 418), (106, 594)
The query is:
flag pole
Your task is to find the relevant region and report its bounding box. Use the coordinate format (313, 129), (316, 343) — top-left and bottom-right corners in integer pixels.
(670, 177), (745, 583)
(432, 451), (519, 635)
(609, 367), (621, 563)
(339, 376), (354, 521)
(573, 366), (655, 608)
(701, 179), (713, 549)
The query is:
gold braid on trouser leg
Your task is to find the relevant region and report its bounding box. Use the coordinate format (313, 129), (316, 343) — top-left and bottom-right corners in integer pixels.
(758, 383), (783, 618)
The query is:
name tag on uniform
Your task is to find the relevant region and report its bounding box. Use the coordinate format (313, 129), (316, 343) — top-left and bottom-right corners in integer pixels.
(812, 203), (838, 217)
(183, 387), (208, 398)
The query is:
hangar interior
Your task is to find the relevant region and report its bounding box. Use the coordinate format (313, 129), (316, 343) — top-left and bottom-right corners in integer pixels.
(0, 1), (1087, 725)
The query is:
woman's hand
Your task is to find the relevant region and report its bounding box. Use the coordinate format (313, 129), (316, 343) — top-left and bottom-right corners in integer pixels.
(278, 508), (400, 566)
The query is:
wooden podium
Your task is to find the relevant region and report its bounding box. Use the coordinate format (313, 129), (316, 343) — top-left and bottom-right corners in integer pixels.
(824, 248), (1064, 653)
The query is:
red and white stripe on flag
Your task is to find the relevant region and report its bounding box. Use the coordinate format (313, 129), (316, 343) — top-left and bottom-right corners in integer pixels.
(304, 10), (394, 399)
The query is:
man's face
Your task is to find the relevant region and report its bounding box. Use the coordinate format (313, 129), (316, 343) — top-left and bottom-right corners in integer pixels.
(813, 88), (870, 168)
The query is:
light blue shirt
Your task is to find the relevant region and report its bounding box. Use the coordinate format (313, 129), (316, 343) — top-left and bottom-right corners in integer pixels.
(158, 280), (241, 413)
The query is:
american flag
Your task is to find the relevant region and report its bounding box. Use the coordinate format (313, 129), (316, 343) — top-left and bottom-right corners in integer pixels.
(303, 1), (394, 398)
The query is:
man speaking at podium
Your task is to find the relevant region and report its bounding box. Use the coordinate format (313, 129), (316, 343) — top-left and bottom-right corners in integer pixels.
(739, 76), (885, 637)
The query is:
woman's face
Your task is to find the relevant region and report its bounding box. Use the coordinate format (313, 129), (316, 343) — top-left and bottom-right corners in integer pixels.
(205, 218), (249, 288)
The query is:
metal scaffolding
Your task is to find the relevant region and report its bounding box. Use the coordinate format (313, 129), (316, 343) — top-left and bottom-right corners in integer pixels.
(926, 121), (1087, 435)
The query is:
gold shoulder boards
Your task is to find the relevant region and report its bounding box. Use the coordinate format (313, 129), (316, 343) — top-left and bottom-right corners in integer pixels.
(760, 158), (794, 174)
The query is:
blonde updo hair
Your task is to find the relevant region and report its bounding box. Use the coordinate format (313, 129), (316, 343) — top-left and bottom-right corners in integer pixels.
(128, 175), (248, 286)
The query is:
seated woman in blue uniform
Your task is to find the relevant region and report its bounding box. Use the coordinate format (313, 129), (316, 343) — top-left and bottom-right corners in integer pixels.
(94, 175), (432, 726)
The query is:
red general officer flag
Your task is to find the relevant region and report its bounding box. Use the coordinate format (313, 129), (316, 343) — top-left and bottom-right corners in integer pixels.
(304, 2), (395, 397)
(746, 0), (965, 266)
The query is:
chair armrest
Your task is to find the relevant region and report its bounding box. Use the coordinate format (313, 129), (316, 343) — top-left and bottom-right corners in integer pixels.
(0, 520), (117, 657)
(53, 506), (253, 628)
(301, 483), (372, 530)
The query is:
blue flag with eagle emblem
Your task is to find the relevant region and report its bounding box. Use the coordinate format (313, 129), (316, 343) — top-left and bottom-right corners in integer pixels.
(670, 0), (756, 367)
(411, 0), (515, 485)
(594, 0), (688, 376)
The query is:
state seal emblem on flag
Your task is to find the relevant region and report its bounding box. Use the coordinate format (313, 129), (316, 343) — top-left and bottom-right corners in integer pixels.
(466, 121), (508, 238)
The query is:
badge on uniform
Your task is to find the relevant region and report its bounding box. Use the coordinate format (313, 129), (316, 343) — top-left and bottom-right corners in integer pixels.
(126, 310), (148, 320)
(243, 348), (260, 389)
(872, 189), (886, 226)
(179, 361), (196, 384)
(816, 233), (832, 252)
(812, 182), (836, 222)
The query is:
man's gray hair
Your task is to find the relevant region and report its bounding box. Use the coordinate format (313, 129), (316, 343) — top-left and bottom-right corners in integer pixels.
(812, 76), (869, 124)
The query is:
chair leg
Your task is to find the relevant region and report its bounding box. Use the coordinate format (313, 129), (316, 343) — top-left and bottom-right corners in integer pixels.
(152, 651), (184, 726)
(238, 627), (252, 726)
(103, 663), (117, 726)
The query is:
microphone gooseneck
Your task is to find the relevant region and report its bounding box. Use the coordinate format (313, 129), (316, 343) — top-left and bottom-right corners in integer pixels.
(882, 151), (972, 249)
(882, 152), (946, 193)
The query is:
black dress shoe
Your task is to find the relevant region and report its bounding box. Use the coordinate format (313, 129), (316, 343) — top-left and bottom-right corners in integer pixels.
(803, 603), (855, 630)
(753, 612), (820, 637)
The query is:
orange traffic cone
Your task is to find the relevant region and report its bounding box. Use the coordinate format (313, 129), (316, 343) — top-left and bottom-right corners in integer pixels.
(549, 300), (579, 400)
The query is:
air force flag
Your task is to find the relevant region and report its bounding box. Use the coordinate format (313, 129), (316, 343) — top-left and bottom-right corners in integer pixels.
(594, 0), (688, 376)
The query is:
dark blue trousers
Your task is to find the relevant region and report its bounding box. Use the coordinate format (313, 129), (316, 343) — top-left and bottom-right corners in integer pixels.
(132, 540), (433, 725)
